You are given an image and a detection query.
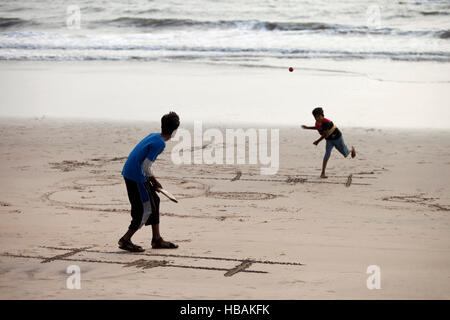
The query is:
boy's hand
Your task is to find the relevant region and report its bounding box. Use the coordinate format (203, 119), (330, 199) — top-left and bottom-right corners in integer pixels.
(149, 176), (162, 190)
(313, 140), (319, 146)
(301, 125), (308, 129)
(153, 180), (162, 190)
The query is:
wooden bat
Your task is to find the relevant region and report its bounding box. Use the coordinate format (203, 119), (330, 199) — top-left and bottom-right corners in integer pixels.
(156, 188), (178, 203)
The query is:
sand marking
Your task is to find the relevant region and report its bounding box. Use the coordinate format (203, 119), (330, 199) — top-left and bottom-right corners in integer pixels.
(49, 157), (127, 172)
(382, 194), (449, 212)
(173, 175), (371, 186)
(0, 252), (268, 276)
(345, 174), (353, 187)
(224, 260), (254, 277)
(40, 246), (303, 266)
(231, 170), (242, 182)
(286, 176), (307, 184)
(206, 191), (278, 201)
(123, 259), (169, 269)
(41, 246), (94, 263)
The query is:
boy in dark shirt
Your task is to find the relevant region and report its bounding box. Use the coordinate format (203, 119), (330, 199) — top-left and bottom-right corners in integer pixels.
(302, 107), (356, 178)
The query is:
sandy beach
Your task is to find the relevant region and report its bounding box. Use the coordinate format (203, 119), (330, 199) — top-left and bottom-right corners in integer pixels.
(0, 115), (449, 299)
(2, 0), (450, 303)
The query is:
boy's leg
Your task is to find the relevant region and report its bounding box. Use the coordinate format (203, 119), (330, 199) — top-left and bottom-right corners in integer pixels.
(144, 181), (178, 249)
(321, 140), (333, 178)
(151, 224), (161, 240)
(151, 224), (179, 249)
(121, 228), (137, 242)
(321, 159), (329, 178)
(334, 136), (355, 158)
(119, 178), (146, 252)
(124, 179), (147, 232)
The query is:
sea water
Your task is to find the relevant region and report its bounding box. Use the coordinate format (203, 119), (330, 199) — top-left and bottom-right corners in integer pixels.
(0, 0), (449, 128)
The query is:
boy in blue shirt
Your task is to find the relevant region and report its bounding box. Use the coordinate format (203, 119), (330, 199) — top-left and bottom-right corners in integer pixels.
(119, 112), (180, 252)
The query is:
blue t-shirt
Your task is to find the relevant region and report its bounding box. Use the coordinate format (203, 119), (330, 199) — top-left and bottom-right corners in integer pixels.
(122, 133), (166, 183)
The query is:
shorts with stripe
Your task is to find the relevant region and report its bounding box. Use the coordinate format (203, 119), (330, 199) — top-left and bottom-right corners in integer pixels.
(124, 177), (160, 230)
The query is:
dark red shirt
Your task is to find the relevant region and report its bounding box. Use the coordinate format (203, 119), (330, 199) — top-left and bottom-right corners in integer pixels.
(315, 118), (342, 140)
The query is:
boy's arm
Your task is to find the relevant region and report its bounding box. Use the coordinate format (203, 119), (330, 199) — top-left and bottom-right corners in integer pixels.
(148, 176), (162, 190)
(301, 125), (316, 130)
(313, 125), (336, 145)
(142, 143), (166, 189)
(313, 133), (327, 145)
(142, 159), (162, 189)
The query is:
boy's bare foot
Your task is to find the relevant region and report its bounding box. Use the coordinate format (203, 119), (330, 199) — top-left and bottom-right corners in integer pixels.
(351, 146), (356, 158)
(320, 173), (328, 179)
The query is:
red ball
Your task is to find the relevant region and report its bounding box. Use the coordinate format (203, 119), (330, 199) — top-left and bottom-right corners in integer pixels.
(289, 67), (294, 72)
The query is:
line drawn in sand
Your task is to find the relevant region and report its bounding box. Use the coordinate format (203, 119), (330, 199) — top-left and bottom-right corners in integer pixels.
(345, 174), (353, 187)
(174, 175), (371, 186)
(231, 170), (242, 182)
(382, 194), (450, 212)
(1, 246), (303, 277)
(40, 176), (248, 221)
(41, 246), (93, 263)
(40, 169), (378, 220)
(49, 157), (127, 172)
(224, 260), (253, 277)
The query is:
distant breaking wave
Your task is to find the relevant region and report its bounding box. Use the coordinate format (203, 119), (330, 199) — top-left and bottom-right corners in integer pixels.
(0, 17), (31, 29)
(0, 44), (448, 63)
(2, 15), (445, 40)
(105, 17), (335, 31)
(420, 11), (450, 16)
(103, 17), (450, 39)
(439, 30), (450, 39)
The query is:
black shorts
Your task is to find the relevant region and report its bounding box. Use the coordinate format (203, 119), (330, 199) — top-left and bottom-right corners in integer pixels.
(124, 177), (160, 230)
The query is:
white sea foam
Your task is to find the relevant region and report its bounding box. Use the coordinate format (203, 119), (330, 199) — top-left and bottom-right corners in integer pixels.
(0, 0), (448, 64)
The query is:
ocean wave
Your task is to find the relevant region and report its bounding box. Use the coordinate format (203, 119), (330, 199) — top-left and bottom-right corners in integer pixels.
(439, 30), (450, 39)
(1, 29), (448, 62)
(0, 17), (31, 29)
(102, 17), (356, 32)
(0, 15), (448, 40)
(0, 45), (448, 63)
(0, 39), (447, 57)
(82, 7), (106, 13)
(107, 17), (205, 28)
(1, 55), (448, 63)
(420, 11), (449, 16)
(100, 17), (450, 39)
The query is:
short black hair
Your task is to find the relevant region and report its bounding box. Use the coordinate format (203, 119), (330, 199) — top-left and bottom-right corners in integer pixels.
(312, 107), (324, 117)
(161, 111), (180, 135)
